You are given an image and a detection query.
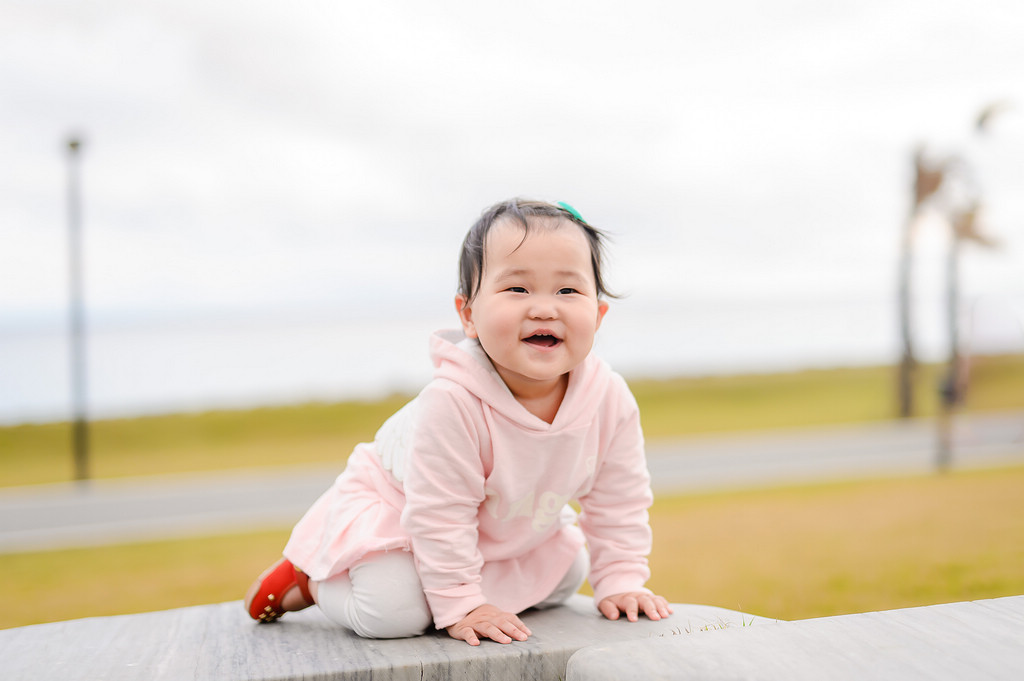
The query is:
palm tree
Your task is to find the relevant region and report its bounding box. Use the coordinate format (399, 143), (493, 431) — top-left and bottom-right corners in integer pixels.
(936, 201), (998, 470)
(932, 102), (1005, 470)
(897, 150), (945, 418)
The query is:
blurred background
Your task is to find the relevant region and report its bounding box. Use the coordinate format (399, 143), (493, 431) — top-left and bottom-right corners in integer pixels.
(3, 0), (1023, 424)
(2, 0), (1024, 631)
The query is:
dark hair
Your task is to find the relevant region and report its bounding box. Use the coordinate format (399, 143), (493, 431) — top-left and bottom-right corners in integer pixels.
(457, 198), (616, 301)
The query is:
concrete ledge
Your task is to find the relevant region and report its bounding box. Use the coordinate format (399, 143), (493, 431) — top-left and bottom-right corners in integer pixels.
(2, 595), (755, 680)
(566, 595), (1024, 680)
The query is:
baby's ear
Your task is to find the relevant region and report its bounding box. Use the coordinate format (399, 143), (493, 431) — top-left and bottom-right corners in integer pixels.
(454, 295), (478, 338)
(596, 299), (610, 329)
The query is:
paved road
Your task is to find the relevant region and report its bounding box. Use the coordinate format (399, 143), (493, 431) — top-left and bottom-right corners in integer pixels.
(644, 410), (1024, 491)
(1, 412), (1022, 554)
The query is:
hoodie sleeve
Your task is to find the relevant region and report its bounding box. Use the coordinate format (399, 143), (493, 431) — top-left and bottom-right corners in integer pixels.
(577, 376), (654, 604)
(399, 382), (490, 629)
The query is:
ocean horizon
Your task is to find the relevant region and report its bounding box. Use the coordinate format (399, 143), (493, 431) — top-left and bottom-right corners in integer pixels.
(2, 294), (1022, 426)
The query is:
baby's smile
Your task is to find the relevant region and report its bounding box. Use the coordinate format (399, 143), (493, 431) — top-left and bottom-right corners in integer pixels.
(522, 333), (562, 348)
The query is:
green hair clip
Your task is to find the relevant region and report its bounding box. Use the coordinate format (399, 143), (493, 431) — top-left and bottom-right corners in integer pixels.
(557, 201), (584, 222)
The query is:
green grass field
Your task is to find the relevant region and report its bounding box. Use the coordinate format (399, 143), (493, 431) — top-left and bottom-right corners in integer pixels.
(645, 465), (1024, 620)
(1, 354), (1022, 630)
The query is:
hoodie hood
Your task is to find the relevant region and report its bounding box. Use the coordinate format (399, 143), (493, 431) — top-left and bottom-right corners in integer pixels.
(429, 329), (613, 432)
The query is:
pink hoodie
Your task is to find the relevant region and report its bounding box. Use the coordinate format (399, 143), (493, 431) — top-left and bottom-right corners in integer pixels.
(283, 329), (653, 629)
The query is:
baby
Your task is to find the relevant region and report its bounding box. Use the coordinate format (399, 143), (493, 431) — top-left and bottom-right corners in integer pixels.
(245, 198), (671, 645)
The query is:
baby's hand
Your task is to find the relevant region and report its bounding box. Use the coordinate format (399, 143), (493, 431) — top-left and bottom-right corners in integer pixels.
(598, 591), (673, 622)
(446, 603), (532, 646)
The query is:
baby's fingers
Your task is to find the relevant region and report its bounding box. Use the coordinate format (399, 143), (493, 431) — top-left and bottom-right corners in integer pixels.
(448, 611), (531, 646)
(481, 622), (513, 644)
(638, 595), (670, 621)
(623, 595), (640, 622)
(502, 615), (531, 641)
(598, 598), (621, 620)
(485, 617), (531, 644)
(652, 596), (673, 619)
(449, 625), (482, 646)
(599, 592), (673, 623)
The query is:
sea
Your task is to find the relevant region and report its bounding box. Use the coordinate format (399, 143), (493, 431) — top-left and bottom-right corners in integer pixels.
(2, 294), (1022, 426)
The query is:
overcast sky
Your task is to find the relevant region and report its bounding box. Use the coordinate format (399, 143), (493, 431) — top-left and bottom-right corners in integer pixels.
(3, 0), (1024, 330)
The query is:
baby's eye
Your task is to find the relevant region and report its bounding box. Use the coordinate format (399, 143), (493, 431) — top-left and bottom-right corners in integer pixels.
(558, 287), (579, 295)
(506, 286), (528, 293)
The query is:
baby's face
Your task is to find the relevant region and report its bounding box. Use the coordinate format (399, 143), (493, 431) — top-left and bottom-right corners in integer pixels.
(456, 218), (608, 398)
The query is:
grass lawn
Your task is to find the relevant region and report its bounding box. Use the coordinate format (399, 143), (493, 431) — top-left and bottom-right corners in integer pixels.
(3, 465), (1023, 630)
(0, 396), (413, 488)
(645, 465), (1024, 620)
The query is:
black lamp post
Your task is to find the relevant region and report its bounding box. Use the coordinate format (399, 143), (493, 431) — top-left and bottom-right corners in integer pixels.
(66, 135), (89, 481)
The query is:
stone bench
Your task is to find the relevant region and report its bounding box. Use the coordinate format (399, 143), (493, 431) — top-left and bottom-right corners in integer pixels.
(11, 593), (1018, 679)
(567, 595), (1024, 680)
(2, 594), (757, 680)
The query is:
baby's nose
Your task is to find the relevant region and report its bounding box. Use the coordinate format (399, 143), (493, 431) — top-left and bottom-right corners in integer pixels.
(529, 299), (558, 319)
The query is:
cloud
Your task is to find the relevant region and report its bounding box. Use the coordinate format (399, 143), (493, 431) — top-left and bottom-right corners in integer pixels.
(2, 0), (1023, 323)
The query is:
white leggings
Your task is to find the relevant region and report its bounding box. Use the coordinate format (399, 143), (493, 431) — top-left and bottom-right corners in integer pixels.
(314, 547), (589, 639)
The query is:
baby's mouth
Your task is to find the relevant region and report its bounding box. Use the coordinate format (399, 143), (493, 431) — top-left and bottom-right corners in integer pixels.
(523, 334), (562, 348)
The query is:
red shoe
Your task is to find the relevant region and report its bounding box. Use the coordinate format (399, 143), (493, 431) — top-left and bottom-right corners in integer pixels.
(245, 558), (313, 623)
